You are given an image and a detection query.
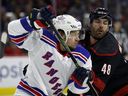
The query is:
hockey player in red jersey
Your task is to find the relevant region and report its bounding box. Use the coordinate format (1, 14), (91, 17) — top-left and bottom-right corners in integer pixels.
(80, 7), (128, 96)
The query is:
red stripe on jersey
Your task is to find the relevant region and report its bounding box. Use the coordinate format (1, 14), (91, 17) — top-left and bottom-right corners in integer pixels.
(19, 81), (42, 96)
(93, 72), (105, 92)
(72, 52), (87, 62)
(113, 85), (128, 96)
(42, 35), (57, 47)
(91, 48), (118, 56)
(11, 35), (28, 43)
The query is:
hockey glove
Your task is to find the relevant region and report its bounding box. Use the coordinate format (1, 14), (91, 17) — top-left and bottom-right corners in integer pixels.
(71, 67), (90, 86)
(40, 6), (55, 24)
(29, 8), (49, 30)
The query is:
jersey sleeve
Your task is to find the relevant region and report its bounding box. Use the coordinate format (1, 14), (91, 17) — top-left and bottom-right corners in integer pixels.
(67, 45), (92, 94)
(71, 44), (92, 70)
(8, 17), (42, 51)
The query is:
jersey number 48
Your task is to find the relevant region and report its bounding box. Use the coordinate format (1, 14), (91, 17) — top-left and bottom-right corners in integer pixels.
(101, 64), (111, 75)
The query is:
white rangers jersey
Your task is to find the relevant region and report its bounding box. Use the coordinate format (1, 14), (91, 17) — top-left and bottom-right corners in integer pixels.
(8, 17), (92, 96)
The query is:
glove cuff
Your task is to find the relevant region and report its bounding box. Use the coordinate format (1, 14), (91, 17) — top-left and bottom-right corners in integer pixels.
(68, 82), (90, 94)
(34, 20), (48, 29)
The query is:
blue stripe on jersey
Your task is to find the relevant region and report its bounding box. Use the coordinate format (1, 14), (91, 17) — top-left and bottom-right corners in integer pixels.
(34, 87), (47, 96)
(40, 29), (59, 48)
(17, 85), (34, 96)
(16, 41), (24, 46)
(20, 17), (34, 32)
(72, 45), (90, 64)
(74, 45), (90, 58)
(68, 79), (87, 89)
(41, 38), (56, 48)
(72, 53), (87, 64)
(9, 33), (29, 46)
(9, 33), (29, 38)
(18, 79), (48, 96)
(74, 82), (87, 89)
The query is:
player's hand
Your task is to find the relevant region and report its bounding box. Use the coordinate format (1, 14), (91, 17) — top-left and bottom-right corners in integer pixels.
(29, 8), (49, 30)
(40, 6), (55, 23)
(71, 67), (90, 86)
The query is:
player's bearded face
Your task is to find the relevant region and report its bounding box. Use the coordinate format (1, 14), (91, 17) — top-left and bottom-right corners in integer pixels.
(90, 18), (109, 39)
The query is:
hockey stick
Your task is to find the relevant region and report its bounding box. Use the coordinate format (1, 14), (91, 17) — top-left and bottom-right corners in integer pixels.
(46, 19), (99, 96)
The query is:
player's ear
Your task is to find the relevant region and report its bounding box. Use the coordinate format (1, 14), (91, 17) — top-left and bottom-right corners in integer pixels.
(58, 29), (66, 40)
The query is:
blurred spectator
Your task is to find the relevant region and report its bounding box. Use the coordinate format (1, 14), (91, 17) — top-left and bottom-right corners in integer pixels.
(111, 18), (128, 59)
(4, 42), (27, 56)
(56, 0), (71, 14)
(1, 0), (128, 56)
(0, 32), (8, 58)
(68, 0), (85, 22)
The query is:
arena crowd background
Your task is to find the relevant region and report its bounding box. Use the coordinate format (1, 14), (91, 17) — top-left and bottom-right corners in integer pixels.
(1, 0), (128, 57)
(0, 0), (128, 96)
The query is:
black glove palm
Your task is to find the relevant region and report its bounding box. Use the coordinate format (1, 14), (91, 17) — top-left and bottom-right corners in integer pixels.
(71, 67), (90, 86)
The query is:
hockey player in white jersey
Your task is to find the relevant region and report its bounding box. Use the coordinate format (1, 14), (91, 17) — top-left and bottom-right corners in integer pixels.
(8, 7), (92, 96)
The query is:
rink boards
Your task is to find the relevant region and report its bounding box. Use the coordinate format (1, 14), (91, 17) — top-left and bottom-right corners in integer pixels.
(0, 56), (28, 96)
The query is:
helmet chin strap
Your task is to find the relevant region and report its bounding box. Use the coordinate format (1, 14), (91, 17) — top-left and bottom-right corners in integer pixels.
(65, 32), (70, 43)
